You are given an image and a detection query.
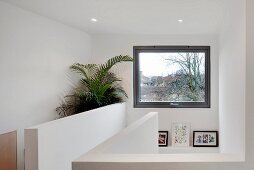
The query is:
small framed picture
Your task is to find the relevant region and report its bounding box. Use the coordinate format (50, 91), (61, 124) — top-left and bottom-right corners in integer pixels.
(193, 131), (219, 147)
(172, 123), (190, 147)
(158, 131), (168, 147)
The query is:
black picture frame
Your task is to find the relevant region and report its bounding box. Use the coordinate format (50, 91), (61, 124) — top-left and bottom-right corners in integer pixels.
(193, 131), (219, 147)
(158, 131), (168, 147)
(133, 46), (210, 108)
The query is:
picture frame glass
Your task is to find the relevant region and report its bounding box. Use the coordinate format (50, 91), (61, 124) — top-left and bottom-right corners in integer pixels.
(193, 131), (218, 146)
(158, 131), (168, 147)
(172, 123), (190, 147)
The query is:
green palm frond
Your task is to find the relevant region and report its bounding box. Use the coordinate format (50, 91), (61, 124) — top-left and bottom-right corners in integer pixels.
(96, 55), (133, 81)
(102, 55), (133, 71)
(83, 64), (98, 77)
(70, 63), (98, 79)
(113, 85), (128, 98)
(103, 72), (121, 84)
(57, 55), (133, 118)
(70, 63), (89, 79)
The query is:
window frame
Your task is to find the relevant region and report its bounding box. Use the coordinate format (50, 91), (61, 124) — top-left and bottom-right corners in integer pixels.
(133, 46), (210, 108)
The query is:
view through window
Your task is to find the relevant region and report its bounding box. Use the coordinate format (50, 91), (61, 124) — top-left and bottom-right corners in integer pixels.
(133, 46), (210, 108)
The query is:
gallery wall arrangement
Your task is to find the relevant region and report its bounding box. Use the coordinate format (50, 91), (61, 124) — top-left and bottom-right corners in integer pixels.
(158, 123), (219, 148)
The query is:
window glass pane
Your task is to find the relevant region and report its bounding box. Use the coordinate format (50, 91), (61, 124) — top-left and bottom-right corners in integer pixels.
(139, 52), (206, 102)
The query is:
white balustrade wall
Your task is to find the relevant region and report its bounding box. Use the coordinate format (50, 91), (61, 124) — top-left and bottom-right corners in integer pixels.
(25, 103), (127, 170)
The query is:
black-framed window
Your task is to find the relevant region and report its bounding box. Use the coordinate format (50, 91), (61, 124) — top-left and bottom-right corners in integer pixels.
(133, 46), (210, 108)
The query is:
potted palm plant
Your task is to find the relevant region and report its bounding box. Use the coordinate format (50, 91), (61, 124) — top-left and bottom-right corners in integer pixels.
(56, 55), (133, 117)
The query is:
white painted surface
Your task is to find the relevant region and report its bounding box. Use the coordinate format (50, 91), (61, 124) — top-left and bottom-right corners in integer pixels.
(85, 112), (158, 155)
(72, 112), (242, 170)
(72, 153), (244, 170)
(73, 1), (251, 170)
(0, 0), (251, 169)
(0, 2), (91, 170)
(102, 112), (158, 154)
(25, 103), (127, 170)
(218, 0), (246, 154)
(73, 153), (243, 164)
(91, 34), (219, 133)
(1, 0), (228, 35)
(159, 147), (219, 154)
(24, 129), (38, 170)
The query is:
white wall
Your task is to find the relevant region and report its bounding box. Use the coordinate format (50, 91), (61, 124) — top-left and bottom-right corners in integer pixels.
(0, 1), (91, 170)
(1, 0), (252, 170)
(219, 0), (246, 154)
(25, 103), (126, 170)
(71, 6), (254, 168)
(73, 112), (159, 170)
(99, 112), (158, 154)
(72, 112), (243, 170)
(83, 0), (251, 169)
(91, 34), (219, 135)
(76, 1), (253, 170)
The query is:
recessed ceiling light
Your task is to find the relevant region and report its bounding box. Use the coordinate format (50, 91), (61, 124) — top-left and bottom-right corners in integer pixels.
(91, 18), (98, 22)
(178, 19), (184, 23)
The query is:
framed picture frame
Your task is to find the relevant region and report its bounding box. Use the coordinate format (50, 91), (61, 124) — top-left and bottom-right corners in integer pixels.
(172, 123), (190, 147)
(158, 131), (168, 147)
(193, 131), (219, 147)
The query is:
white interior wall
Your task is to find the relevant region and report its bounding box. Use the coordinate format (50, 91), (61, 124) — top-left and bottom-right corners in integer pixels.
(75, 2), (254, 169)
(218, 0), (246, 154)
(0, 0), (251, 169)
(77, 112), (158, 156)
(102, 112), (158, 154)
(73, 112), (159, 170)
(0, 1), (91, 170)
(91, 34), (219, 136)
(25, 103), (126, 170)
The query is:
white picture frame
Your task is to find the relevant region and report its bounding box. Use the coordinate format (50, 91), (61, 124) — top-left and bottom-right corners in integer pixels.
(172, 122), (190, 147)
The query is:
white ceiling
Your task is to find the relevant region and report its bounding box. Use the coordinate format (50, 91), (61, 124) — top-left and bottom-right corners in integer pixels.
(2, 0), (228, 35)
